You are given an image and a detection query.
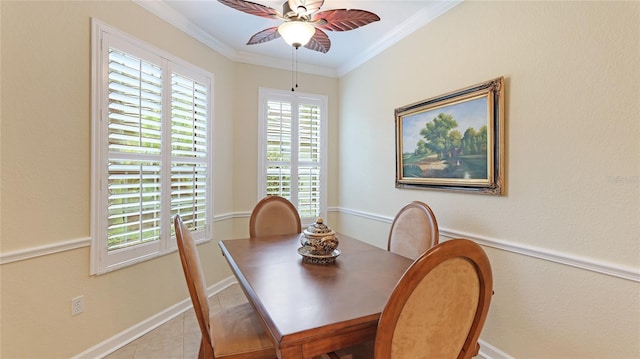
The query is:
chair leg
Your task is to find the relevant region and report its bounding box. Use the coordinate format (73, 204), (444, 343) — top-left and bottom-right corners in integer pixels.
(472, 342), (480, 357)
(198, 339), (214, 359)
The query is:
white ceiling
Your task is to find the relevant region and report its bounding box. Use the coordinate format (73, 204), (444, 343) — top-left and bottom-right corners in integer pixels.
(135, 0), (461, 77)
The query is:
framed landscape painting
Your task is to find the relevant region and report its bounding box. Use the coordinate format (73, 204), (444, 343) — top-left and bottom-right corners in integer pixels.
(395, 77), (505, 194)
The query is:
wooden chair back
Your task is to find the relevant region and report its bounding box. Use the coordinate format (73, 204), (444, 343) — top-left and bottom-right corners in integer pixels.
(174, 214), (214, 358)
(387, 201), (439, 260)
(175, 215), (277, 359)
(249, 195), (301, 238)
(375, 239), (493, 359)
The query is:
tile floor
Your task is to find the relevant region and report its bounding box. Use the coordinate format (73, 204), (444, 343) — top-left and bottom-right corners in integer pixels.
(103, 283), (363, 359)
(103, 283), (248, 359)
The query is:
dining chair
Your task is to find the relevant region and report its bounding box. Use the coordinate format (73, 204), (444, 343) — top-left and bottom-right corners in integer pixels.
(329, 239), (492, 359)
(174, 215), (276, 359)
(249, 195), (302, 238)
(387, 201), (439, 260)
(374, 238), (493, 358)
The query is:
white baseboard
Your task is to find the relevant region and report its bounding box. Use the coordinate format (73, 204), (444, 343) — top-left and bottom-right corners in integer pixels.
(79, 275), (513, 359)
(72, 276), (237, 359)
(71, 247), (517, 359)
(478, 339), (515, 359)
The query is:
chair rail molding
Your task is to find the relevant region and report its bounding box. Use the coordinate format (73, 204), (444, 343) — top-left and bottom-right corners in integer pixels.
(0, 213), (236, 265)
(5, 207), (638, 283)
(0, 237), (92, 265)
(438, 228), (640, 283)
(338, 207), (640, 283)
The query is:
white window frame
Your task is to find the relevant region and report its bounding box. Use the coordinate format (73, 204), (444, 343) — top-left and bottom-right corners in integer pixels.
(90, 19), (214, 274)
(258, 87), (328, 225)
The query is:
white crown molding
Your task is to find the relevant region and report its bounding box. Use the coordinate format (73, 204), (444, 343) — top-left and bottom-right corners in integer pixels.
(134, 0), (462, 78)
(233, 51), (338, 77)
(337, 0), (463, 77)
(132, 0), (337, 77)
(132, 0), (236, 59)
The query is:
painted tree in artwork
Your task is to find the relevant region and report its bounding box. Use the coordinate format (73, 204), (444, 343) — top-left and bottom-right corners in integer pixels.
(414, 139), (430, 156)
(477, 125), (488, 153)
(419, 113), (458, 159)
(462, 127), (479, 154)
(462, 125), (488, 154)
(419, 113), (489, 159)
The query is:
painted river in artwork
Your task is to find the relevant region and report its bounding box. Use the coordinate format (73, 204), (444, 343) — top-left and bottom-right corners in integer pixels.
(403, 154), (488, 179)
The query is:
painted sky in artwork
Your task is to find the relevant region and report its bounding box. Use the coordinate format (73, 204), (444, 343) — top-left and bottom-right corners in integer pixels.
(402, 96), (488, 153)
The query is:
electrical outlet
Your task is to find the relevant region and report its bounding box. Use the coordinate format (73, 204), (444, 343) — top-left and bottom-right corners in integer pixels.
(71, 296), (84, 316)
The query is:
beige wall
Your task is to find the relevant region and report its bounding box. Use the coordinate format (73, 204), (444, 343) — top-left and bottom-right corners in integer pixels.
(0, 1), (340, 357)
(230, 63), (340, 218)
(225, 64), (340, 245)
(1, 0), (638, 358)
(1, 1), (223, 358)
(337, 1), (639, 357)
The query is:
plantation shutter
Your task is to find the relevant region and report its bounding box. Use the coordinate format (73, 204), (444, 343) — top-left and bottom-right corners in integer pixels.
(107, 49), (163, 251)
(92, 20), (213, 274)
(297, 102), (321, 219)
(266, 100), (293, 199)
(171, 74), (209, 233)
(261, 89), (325, 222)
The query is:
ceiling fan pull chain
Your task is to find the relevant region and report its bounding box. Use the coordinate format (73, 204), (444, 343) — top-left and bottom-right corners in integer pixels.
(291, 46), (295, 92)
(295, 47), (299, 90)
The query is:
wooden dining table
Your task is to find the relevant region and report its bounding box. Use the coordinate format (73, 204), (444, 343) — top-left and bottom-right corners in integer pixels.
(218, 232), (413, 359)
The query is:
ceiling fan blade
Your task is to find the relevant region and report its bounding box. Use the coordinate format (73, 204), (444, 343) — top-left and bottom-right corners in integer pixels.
(304, 28), (330, 53)
(287, 0), (324, 16)
(247, 26), (281, 45)
(313, 9), (380, 31)
(218, 0), (282, 19)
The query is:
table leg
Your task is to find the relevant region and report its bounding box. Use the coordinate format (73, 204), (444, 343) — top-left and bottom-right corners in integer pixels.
(278, 345), (304, 359)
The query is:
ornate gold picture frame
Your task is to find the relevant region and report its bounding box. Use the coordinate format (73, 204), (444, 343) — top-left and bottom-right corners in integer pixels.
(395, 77), (505, 195)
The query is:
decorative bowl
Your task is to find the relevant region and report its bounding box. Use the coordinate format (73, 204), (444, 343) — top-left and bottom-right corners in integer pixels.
(297, 246), (341, 264)
(299, 218), (339, 255)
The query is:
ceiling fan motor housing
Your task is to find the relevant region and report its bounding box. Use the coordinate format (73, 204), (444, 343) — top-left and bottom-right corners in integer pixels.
(283, 1), (309, 21)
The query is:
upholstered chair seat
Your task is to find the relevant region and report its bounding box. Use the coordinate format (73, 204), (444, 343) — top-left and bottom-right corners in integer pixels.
(174, 215), (276, 359)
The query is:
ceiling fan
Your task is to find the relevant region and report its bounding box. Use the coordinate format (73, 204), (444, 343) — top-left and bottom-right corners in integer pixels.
(217, 0), (381, 53)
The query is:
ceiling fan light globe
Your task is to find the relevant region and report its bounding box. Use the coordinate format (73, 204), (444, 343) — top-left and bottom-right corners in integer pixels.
(278, 21), (316, 48)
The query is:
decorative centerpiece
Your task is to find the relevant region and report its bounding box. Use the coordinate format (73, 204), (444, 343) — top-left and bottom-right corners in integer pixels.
(298, 218), (340, 264)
